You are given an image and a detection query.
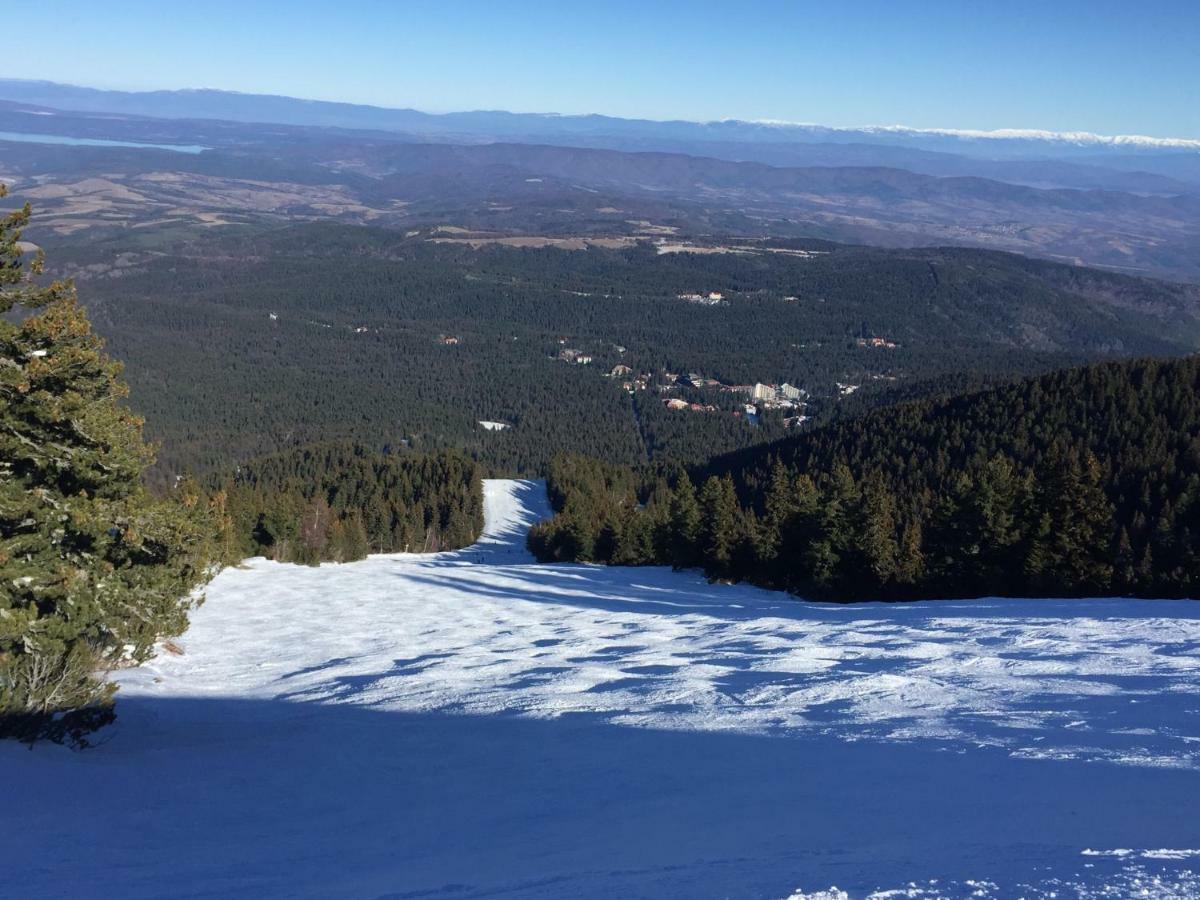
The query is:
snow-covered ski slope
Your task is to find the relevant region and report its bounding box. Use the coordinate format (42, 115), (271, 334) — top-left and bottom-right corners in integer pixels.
(6, 479), (1200, 898)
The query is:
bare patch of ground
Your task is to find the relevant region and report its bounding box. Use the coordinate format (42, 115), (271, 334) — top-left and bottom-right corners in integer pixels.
(626, 219), (679, 235)
(655, 242), (752, 256)
(5, 172), (402, 233)
(429, 235), (640, 250)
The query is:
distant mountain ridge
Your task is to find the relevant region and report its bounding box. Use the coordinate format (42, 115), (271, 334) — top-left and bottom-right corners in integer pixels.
(2, 79), (1199, 281)
(1, 78), (1197, 163)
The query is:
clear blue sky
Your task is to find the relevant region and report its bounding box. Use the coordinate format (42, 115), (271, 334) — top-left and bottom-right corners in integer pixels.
(8, 0), (1198, 138)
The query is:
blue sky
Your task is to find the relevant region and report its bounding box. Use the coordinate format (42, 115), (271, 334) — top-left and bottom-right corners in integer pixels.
(8, 0), (1198, 138)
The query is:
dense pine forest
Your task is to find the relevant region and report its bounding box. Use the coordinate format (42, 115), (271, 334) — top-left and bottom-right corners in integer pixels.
(216, 443), (483, 564)
(530, 355), (1200, 600)
(53, 223), (1200, 480)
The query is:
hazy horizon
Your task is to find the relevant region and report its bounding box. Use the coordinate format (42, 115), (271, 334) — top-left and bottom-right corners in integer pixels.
(5, 75), (1199, 148)
(9, 0), (1198, 140)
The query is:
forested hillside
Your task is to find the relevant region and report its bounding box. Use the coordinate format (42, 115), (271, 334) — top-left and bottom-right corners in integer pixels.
(217, 443), (484, 564)
(530, 355), (1200, 600)
(54, 223), (1200, 480)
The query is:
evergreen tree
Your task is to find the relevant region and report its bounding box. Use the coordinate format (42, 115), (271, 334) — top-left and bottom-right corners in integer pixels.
(774, 473), (821, 591)
(1026, 449), (1114, 593)
(1113, 526), (1136, 591)
(803, 466), (857, 596)
(666, 475), (701, 569)
(763, 461), (796, 550)
(1, 189), (218, 743)
(924, 473), (970, 592)
(613, 505), (656, 565)
(857, 472), (899, 592)
(894, 519), (926, 588)
(344, 513), (370, 560)
(969, 456), (1027, 592)
(698, 476), (739, 579)
(327, 518), (350, 563)
(561, 506), (597, 562)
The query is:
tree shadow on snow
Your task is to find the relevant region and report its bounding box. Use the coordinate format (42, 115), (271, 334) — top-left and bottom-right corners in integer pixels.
(399, 559), (1200, 629)
(4, 694), (1199, 899)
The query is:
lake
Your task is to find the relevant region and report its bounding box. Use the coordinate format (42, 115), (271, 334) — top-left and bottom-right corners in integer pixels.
(0, 130), (206, 154)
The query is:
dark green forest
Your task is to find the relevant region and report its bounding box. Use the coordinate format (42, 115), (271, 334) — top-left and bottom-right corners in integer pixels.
(530, 355), (1200, 600)
(55, 223), (1200, 480)
(217, 443), (483, 564)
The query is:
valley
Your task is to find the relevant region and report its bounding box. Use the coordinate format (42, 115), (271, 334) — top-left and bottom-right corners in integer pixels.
(3, 95), (1200, 281)
(40, 221), (1200, 482)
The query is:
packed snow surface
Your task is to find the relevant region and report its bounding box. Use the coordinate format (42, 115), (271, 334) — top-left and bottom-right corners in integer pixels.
(6, 480), (1200, 898)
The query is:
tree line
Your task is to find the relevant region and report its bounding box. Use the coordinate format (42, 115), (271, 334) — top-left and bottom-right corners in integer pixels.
(216, 443), (483, 565)
(530, 355), (1200, 600)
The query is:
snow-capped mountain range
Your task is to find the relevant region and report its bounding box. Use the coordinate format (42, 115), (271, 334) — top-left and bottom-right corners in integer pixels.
(757, 121), (1200, 151)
